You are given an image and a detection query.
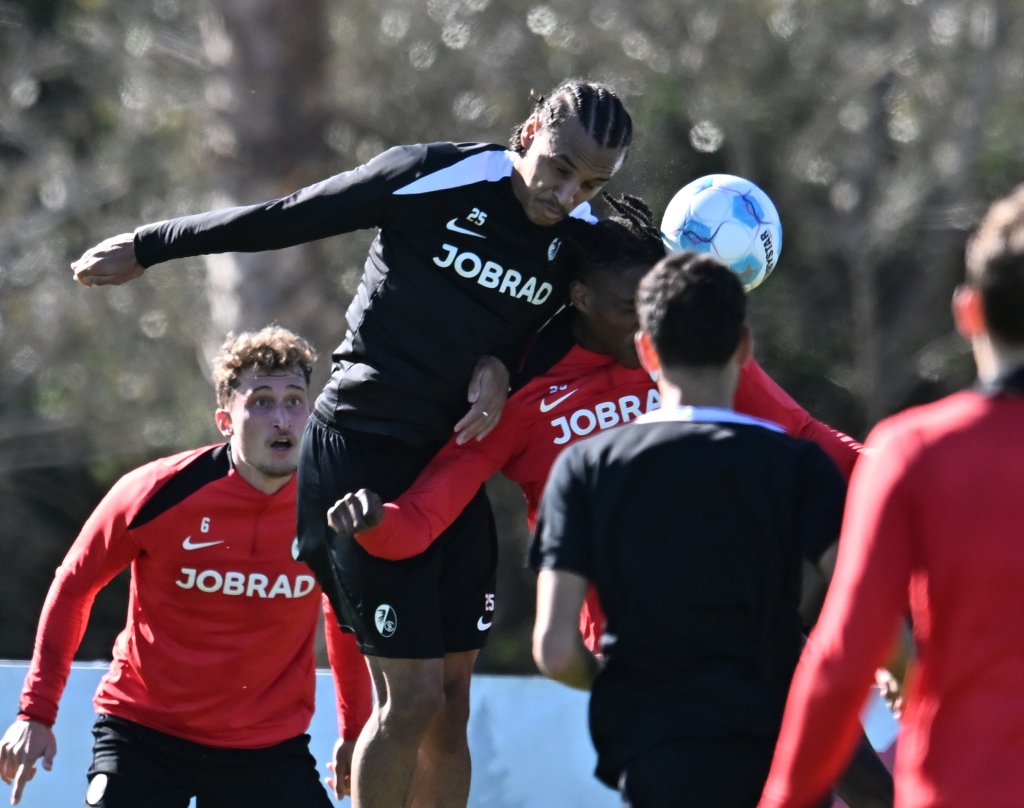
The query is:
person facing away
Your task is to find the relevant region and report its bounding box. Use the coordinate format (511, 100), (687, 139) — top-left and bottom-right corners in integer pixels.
(758, 190), (1024, 808)
(325, 200), (890, 808)
(530, 253), (849, 808)
(70, 81), (634, 808)
(0, 326), (358, 808)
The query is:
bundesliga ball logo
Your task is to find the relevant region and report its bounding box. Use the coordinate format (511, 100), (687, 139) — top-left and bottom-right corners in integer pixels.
(661, 174), (783, 291)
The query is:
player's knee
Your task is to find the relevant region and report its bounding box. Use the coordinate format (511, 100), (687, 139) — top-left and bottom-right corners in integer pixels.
(439, 676), (472, 729)
(380, 681), (445, 731)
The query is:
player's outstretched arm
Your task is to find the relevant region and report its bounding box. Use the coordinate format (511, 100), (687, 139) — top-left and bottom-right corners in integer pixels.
(0, 720), (57, 805)
(454, 355), (509, 444)
(71, 233), (146, 287)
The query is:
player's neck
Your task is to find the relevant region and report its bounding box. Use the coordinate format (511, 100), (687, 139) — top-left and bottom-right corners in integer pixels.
(974, 334), (1024, 384)
(657, 364), (739, 411)
(229, 444), (294, 496)
(570, 310), (609, 356)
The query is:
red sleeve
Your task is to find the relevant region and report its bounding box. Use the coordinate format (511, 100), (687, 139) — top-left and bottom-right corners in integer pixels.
(580, 586), (605, 653)
(322, 595), (373, 741)
(735, 360), (863, 480)
(759, 419), (915, 808)
(18, 474), (145, 727)
(354, 409), (520, 561)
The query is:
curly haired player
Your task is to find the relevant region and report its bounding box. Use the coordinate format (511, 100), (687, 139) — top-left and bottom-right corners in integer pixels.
(0, 326), (360, 808)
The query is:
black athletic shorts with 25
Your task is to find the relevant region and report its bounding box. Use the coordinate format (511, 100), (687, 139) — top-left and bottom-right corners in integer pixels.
(83, 714), (331, 808)
(298, 413), (498, 658)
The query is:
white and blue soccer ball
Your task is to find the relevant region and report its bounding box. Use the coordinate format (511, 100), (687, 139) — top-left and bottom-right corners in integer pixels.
(661, 174), (782, 290)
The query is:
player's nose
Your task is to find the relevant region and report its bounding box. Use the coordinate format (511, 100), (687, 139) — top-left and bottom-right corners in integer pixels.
(553, 180), (580, 211)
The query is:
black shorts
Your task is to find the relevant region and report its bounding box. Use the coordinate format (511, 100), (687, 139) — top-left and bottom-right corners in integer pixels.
(618, 736), (776, 808)
(83, 714), (331, 808)
(297, 412), (498, 658)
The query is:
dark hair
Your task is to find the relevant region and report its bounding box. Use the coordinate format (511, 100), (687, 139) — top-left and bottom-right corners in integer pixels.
(637, 253), (747, 367)
(562, 194), (666, 286)
(510, 80), (633, 155)
(965, 185), (1024, 345)
(212, 325), (317, 407)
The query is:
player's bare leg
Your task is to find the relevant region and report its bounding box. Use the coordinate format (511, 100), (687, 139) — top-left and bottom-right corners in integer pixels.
(404, 650), (477, 808)
(353, 657), (445, 808)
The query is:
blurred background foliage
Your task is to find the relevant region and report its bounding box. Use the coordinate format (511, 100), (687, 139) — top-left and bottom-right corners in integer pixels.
(2, 0), (1022, 672)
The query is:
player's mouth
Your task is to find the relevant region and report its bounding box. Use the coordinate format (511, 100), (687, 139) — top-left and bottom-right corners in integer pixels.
(540, 203), (566, 222)
(269, 435), (295, 453)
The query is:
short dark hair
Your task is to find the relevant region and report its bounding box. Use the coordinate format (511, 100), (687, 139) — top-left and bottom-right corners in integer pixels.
(510, 80), (633, 155)
(212, 325), (317, 407)
(965, 185), (1024, 345)
(562, 194), (666, 286)
(637, 253), (747, 367)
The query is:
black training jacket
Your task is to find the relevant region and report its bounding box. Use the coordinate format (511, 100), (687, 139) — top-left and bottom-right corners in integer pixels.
(134, 142), (595, 444)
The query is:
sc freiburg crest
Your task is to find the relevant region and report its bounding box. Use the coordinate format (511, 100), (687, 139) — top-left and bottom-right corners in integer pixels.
(375, 604), (397, 637)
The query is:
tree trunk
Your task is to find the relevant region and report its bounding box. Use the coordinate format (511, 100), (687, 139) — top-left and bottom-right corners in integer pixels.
(199, 0), (341, 369)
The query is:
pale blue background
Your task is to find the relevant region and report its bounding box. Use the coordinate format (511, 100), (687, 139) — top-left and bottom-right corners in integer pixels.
(0, 662), (618, 808)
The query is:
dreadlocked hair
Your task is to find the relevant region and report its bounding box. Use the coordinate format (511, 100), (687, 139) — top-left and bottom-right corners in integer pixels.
(509, 80), (633, 155)
(561, 194), (666, 286)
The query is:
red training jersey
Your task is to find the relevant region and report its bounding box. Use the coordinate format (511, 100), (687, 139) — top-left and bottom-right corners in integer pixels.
(339, 321), (862, 738)
(18, 444), (366, 748)
(759, 384), (1024, 808)
(356, 348), (861, 563)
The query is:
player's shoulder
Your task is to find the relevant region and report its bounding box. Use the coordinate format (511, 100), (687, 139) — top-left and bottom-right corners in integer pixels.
(863, 389), (993, 460)
(108, 444), (232, 531)
(385, 142), (512, 193)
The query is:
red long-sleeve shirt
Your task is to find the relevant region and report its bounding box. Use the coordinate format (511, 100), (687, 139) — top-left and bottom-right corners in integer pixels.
(759, 387), (1024, 808)
(18, 444), (368, 747)
(356, 350), (861, 562)
(336, 343), (862, 738)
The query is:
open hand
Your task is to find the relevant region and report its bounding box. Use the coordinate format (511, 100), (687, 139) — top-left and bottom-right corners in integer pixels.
(327, 490), (385, 537)
(71, 233), (145, 287)
(0, 720), (57, 805)
(324, 737), (356, 800)
(453, 355), (509, 445)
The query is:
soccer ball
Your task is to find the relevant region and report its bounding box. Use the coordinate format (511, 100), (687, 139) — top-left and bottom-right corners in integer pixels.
(661, 174), (782, 290)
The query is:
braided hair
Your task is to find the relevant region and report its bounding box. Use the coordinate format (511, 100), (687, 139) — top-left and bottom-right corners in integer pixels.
(563, 193), (666, 286)
(510, 80), (633, 155)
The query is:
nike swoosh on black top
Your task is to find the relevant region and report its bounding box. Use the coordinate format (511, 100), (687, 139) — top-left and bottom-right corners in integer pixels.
(446, 218), (487, 239)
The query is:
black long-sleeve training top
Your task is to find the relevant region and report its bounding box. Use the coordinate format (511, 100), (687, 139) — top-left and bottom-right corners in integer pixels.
(134, 142), (596, 444)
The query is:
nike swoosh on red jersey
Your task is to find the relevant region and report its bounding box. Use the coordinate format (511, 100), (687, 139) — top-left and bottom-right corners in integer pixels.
(539, 389), (578, 412)
(182, 536), (225, 550)
(446, 218), (487, 239)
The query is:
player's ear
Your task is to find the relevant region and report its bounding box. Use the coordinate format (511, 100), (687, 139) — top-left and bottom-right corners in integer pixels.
(952, 284), (986, 339)
(214, 408), (233, 438)
(635, 330), (661, 378)
(734, 325), (753, 367)
(520, 114), (540, 152)
(569, 279), (592, 313)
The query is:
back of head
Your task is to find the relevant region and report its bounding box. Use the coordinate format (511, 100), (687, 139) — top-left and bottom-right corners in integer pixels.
(562, 194), (666, 285)
(510, 80), (633, 156)
(637, 253), (747, 367)
(211, 325), (317, 407)
(965, 186), (1024, 346)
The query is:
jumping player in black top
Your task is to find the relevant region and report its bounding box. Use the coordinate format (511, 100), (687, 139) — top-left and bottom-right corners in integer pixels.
(71, 81), (632, 808)
(531, 254), (848, 808)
